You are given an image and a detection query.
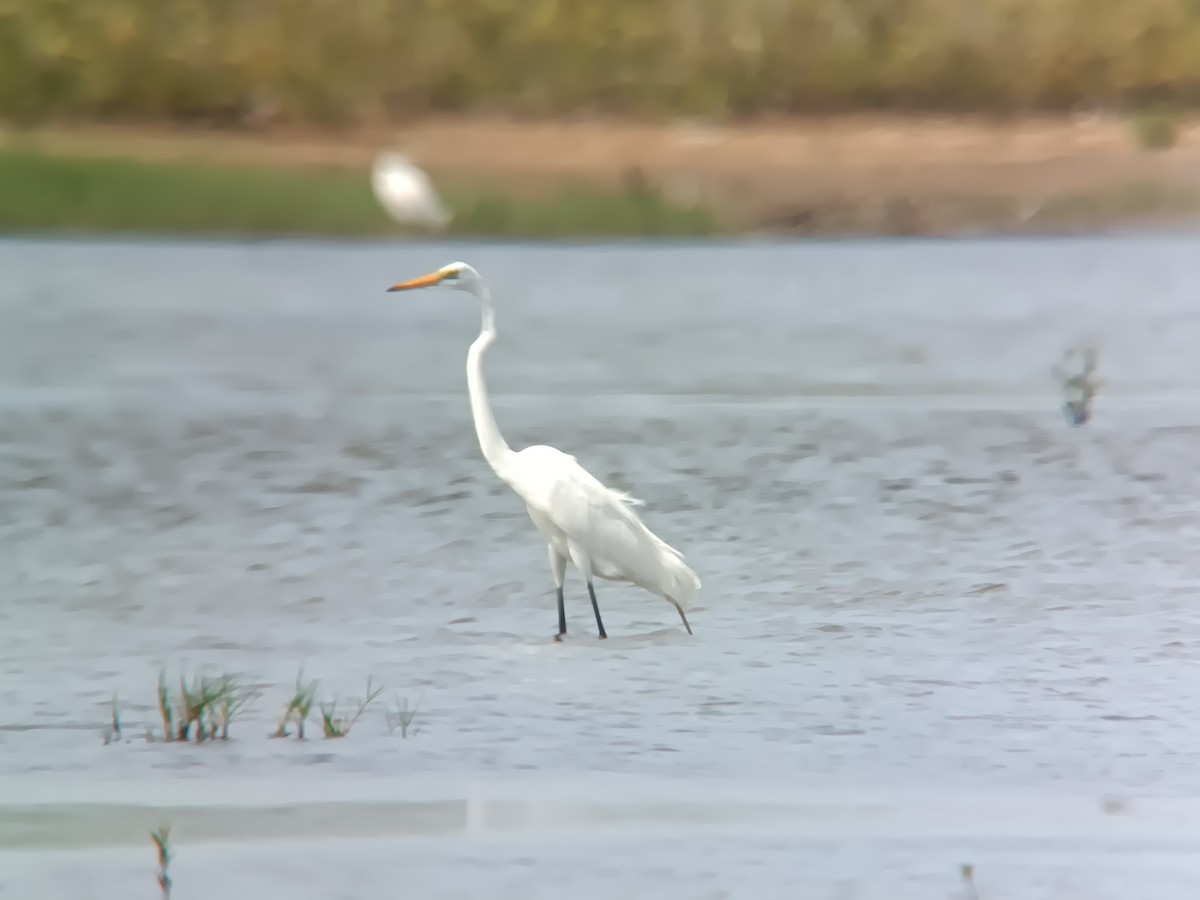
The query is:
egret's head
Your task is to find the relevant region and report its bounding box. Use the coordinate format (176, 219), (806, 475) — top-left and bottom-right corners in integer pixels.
(386, 261), (481, 294)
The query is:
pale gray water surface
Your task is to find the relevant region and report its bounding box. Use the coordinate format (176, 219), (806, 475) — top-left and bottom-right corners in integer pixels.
(4, 236), (1200, 896)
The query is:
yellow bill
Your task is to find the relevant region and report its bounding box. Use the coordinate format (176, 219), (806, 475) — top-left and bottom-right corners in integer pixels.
(386, 270), (446, 292)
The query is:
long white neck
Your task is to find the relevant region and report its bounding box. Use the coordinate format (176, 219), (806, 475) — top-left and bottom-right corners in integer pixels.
(465, 284), (513, 475)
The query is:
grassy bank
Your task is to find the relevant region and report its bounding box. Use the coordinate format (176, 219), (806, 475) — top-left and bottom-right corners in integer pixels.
(3, 120), (1199, 239)
(5, 0), (1200, 124)
(0, 146), (722, 238)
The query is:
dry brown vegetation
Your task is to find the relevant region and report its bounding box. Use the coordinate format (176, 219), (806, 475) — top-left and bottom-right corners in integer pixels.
(8, 0), (1200, 233)
(6, 0), (1200, 123)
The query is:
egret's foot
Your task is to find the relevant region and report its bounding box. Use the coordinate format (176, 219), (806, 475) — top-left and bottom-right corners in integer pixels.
(554, 633), (566, 643)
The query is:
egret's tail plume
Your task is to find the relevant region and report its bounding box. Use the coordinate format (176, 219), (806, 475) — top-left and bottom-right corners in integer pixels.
(649, 534), (700, 598)
(666, 557), (701, 604)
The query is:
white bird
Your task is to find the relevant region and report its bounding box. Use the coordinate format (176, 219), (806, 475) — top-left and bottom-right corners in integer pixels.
(386, 262), (700, 640)
(371, 151), (452, 230)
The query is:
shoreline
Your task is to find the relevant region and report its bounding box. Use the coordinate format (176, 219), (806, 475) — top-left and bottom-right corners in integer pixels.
(4, 115), (1200, 237)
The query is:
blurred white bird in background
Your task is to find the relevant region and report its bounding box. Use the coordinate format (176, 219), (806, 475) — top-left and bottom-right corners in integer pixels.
(370, 151), (452, 231)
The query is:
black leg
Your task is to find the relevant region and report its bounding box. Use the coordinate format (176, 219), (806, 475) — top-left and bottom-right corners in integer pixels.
(587, 581), (607, 639)
(554, 586), (567, 641)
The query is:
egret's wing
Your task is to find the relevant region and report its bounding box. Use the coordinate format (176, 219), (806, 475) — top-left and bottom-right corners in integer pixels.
(515, 446), (685, 568)
(513, 445), (699, 603)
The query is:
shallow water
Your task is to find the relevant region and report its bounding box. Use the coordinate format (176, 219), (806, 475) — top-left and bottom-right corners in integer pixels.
(4, 235), (1200, 897)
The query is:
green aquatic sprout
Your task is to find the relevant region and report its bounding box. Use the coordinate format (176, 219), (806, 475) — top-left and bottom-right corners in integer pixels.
(385, 694), (422, 739)
(319, 675), (385, 738)
(150, 825), (172, 899)
(104, 693), (122, 744)
(273, 667), (320, 739)
(157, 671), (174, 741)
(961, 863), (978, 900)
(144, 668), (257, 742)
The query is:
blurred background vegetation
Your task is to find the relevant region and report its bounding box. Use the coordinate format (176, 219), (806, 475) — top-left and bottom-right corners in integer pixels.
(4, 0), (1199, 237)
(4, 0), (1200, 125)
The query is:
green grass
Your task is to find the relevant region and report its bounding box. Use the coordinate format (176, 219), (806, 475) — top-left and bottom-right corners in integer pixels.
(1128, 107), (1181, 151)
(272, 668), (320, 739)
(1035, 181), (1200, 228)
(318, 675), (384, 738)
(0, 147), (722, 238)
(144, 669), (259, 743)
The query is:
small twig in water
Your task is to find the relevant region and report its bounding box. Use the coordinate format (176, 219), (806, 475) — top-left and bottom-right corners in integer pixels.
(103, 693), (122, 745)
(385, 694), (422, 738)
(1053, 345), (1101, 426)
(150, 825), (172, 900)
(157, 672), (174, 742)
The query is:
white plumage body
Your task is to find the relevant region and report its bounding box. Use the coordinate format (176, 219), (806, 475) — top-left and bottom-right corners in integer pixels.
(371, 152), (452, 230)
(509, 444), (701, 613)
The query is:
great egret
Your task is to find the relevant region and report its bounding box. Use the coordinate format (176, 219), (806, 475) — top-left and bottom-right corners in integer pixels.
(371, 151), (452, 230)
(387, 262), (700, 640)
